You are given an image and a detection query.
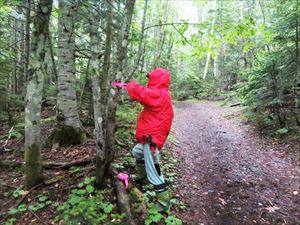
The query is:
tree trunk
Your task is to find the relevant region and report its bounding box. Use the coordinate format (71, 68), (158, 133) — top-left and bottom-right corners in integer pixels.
(103, 0), (136, 184)
(153, 20), (165, 69)
(294, 3), (299, 125)
(203, 0), (216, 80)
(25, 0), (31, 84)
(25, 0), (52, 188)
(54, 0), (87, 146)
(165, 32), (174, 68)
(128, 0), (148, 77)
(88, 2), (106, 188)
(48, 31), (58, 83)
(101, 0), (113, 110)
(213, 0), (223, 79)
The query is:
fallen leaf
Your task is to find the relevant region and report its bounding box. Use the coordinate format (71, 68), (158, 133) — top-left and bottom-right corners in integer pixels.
(219, 198), (226, 205)
(265, 206), (280, 213)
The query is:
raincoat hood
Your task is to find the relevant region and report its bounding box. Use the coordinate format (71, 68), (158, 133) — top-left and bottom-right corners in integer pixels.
(147, 68), (170, 89)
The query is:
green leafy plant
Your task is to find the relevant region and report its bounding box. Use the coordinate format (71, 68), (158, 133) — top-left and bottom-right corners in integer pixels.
(55, 176), (122, 225)
(276, 128), (288, 138)
(4, 218), (16, 225)
(165, 215), (183, 225)
(144, 203), (163, 225)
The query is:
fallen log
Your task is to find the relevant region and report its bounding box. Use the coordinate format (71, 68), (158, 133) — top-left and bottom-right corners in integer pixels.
(43, 158), (95, 169)
(110, 167), (136, 225)
(116, 122), (135, 129)
(0, 158), (95, 170)
(0, 160), (23, 168)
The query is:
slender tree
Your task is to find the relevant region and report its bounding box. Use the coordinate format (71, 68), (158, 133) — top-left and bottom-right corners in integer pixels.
(102, 0), (136, 185)
(203, 0), (216, 80)
(101, 0), (113, 109)
(88, 1), (106, 188)
(24, 0), (52, 188)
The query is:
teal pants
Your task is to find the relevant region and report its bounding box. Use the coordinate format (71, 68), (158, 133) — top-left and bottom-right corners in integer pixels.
(132, 143), (165, 187)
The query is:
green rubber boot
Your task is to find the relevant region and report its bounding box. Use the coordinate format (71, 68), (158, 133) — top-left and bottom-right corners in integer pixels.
(156, 189), (171, 212)
(136, 164), (147, 182)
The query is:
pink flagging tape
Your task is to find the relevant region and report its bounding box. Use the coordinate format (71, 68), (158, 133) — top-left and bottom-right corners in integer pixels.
(111, 82), (127, 88)
(117, 172), (129, 189)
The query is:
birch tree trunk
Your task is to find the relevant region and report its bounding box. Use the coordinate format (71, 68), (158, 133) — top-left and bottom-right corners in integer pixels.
(53, 0), (87, 146)
(25, 0), (52, 188)
(102, 0), (135, 185)
(213, 0), (223, 79)
(202, 0), (216, 80)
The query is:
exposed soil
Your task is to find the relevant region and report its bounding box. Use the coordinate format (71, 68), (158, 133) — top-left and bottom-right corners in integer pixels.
(171, 101), (300, 225)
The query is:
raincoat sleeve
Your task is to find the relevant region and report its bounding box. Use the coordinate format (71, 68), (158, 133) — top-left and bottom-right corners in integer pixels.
(127, 81), (162, 108)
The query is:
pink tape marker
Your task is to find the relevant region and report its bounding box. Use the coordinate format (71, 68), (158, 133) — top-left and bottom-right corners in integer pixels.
(117, 172), (129, 190)
(111, 82), (127, 88)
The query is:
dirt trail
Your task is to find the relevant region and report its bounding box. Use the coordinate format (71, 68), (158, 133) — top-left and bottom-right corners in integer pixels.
(171, 101), (300, 225)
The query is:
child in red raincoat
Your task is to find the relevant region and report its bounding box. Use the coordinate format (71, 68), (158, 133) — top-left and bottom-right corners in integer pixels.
(127, 68), (174, 212)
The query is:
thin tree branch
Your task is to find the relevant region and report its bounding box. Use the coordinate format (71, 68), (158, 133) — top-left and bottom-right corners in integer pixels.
(144, 22), (201, 31)
(172, 24), (192, 46)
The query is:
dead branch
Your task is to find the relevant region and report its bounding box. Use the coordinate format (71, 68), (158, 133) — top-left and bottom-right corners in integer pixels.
(230, 103), (241, 107)
(116, 122), (135, 129)
(43, 157), (95, 170)
(116, 139), (127, 148)
(29, 208), (49, 225)
(1, 126), (14, 151)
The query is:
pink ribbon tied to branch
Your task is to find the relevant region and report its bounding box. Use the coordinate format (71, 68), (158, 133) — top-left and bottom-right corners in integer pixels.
(111, 82), (127, 88)
(117, 172), (129, 190)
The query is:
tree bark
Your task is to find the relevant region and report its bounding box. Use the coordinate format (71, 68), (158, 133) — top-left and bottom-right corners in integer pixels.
(294, 1), (299, 125)
(101, 0), (113, 109)
(110, 167), (136, 225)
(88, 2), (107, 188)
(128, 0), (148, 78)
(104, 0), (136, 183)
(25, 0), (52, 188)
(213, 0), (223, 78)
(153, 19), (165, 69)
(203, 0), (216, 80)
(54, 0), (87, 146)
(25, 0), (31, 84)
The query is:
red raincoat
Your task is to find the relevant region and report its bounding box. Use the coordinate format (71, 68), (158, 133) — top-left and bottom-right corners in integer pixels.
(127, 68), (174, 151)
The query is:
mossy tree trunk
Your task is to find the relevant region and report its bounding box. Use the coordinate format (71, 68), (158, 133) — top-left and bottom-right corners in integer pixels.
(54, 0), (86, 146)
(88, 2), (106, 188)
(101, 0), (113, 110)
(25, 0), (52, 188)
(104, 0), (136, 178)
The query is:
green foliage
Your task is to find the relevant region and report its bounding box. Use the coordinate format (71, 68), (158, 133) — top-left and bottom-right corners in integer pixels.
(7, 190), (51, 223)
(165, 215), (183, 225)
(276, 128), (288, 138)
(55, 176), (123, 225)
(172, 73), (219, 100)
(144, 203), (183, 225)
(4, 218), (16, 225)
(44, 84), (58, 106)
(12, 187), (25, 198)
(144, 203), (163, 225)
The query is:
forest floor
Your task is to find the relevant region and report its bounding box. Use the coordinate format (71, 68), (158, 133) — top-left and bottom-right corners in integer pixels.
(0, 100), (299, 225)
(170, 100), (300, 225)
